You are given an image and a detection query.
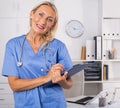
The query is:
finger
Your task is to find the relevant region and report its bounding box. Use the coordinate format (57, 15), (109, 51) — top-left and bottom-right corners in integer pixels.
(55, 63), (64, 67)
(53, 63), (64, 70)
(63, 71), (68, 79)
(51, 64), (64, 72)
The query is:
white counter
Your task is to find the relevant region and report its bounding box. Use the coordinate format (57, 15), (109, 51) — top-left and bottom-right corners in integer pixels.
(66, 96), (120, 108)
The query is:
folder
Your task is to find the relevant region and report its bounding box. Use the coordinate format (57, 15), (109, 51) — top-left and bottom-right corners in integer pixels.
(81, 46), (86, 60)
(102, 40), (107, 60)
(94, 36), (102, 60)
(103, 65), (107, 80)
(103, 39), (112, 60)
(86, 40), (95, 60)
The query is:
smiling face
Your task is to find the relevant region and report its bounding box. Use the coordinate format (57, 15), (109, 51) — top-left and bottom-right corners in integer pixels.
(30, 5), (56, 35)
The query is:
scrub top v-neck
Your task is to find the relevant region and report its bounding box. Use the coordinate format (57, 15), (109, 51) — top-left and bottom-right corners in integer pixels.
(2, 35), (73, 108)
(25, 36), (43, 55)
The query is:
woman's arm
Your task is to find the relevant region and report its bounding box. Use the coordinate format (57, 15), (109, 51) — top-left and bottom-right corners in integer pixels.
(8, 63), (64, 92)
(8, 75), (52, 92)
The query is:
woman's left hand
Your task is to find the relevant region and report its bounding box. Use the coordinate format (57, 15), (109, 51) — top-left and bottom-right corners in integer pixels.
(50, 63), (64, 83)
(50, 64), (73, 89)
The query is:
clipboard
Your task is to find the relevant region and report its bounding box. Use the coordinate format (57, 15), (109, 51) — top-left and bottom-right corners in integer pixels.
(61, 64), (88, 78)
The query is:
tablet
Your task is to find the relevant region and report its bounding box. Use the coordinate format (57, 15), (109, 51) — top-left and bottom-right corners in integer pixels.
(61, 64), (88, 78)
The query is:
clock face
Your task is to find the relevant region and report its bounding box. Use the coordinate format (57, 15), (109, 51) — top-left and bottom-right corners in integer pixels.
(65, 20), (84, 38)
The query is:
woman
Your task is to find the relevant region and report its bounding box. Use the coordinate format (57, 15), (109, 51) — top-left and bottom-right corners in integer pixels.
(2, 1), (73, 108)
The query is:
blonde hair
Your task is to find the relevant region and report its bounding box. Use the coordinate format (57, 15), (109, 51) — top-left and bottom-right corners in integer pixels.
(30, 1), (58, 47)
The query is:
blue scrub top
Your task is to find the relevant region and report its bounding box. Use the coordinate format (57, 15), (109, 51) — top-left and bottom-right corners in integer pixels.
(2, 35), (73, 108)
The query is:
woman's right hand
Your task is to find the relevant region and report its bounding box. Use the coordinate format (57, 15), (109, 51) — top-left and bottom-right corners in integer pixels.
(47, 63), (64, 81)
(47, 64), (73, 89)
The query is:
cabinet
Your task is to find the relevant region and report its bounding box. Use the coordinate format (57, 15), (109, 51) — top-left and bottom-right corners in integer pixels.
(102, 0), (120, 18)
(73, 0), (120, 96)
(0, 0), (43, 18)
(0, 84), (14, 108)
(101, 0), (120, 95)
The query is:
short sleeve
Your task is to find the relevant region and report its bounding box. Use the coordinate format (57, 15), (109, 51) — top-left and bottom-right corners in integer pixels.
(57, 43), (73, 71)
(2, 41), (19, 77)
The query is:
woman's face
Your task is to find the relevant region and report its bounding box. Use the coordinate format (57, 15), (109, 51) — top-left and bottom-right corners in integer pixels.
(30, 5), (56, 35)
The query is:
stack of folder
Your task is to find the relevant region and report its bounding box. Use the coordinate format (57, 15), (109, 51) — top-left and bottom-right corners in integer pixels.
(84, 61), (101, 81)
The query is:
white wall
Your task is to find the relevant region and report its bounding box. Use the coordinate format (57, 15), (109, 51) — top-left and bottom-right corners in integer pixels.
(54, 0), (101, 60)
(0, 0), (101, 82)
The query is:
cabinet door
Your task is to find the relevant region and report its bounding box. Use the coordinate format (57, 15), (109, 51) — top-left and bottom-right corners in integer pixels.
(64, 72), (84, 97)
(15, 0), (45, 18)
(0, 105), (14, 108)
(0, 84), (13, 94)
(15, 18), (29, 36)
(0, 0), (46, 18)
(103, 0), (120, 17)
(0, 19), (17, 83)
(0, 94), (14, 105)
(0, 18), (29, 82)
(0, 0), (17, 17)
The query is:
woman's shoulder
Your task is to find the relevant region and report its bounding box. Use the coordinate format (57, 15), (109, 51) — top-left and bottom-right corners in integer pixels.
(6, 35), (25, 46)
(50, 38), (65, 47)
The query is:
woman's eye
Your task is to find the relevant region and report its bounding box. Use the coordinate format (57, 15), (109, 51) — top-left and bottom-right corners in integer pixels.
(39, 13), (43, 17)
(47, 18), (54, 23)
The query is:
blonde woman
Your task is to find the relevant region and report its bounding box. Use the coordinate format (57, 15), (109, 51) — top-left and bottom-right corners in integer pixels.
(2, 1), (73, 108)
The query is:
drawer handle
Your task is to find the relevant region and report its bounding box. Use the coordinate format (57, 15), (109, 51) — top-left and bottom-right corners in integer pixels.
(0, 88), (5, 90)
(0, 99), (5, 101)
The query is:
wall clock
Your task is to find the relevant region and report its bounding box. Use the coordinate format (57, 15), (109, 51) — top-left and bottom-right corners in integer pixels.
(65, 20), (84, 38)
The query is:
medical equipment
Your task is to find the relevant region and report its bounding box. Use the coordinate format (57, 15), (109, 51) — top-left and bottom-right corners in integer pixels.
(17, 36), (26, 67)
(43, 46), (55, 71)
(17, 36), (55, 69)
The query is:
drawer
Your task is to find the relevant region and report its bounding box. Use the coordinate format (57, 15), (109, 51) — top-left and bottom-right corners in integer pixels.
(0, 76), (8, 83)
(0, 94), (14, 105)
(0, 105), (14, 108)
(0, 84), (13, 93)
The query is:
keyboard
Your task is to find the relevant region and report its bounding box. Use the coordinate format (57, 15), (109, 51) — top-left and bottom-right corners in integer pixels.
(67, 96), (94, 105)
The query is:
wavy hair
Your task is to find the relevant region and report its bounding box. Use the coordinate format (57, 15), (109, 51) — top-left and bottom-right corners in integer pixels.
(30, 1), (58, 47)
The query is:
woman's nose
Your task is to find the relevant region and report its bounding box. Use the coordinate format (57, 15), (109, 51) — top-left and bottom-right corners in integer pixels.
(40, 18), (46, 25)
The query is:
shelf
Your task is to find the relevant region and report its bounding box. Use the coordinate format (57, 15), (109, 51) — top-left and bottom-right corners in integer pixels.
(84, 81), (102, 83)
(103, 17), (120, 19)
(103, 59), (120, 62)
(103, 36), (120, 40)
(72, 59), (102, 63)
(85, 79), (120, 84)
(103, 78), (120, 83)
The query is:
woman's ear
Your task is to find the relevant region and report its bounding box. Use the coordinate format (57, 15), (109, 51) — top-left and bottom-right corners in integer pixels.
(30, 11), (34, 19)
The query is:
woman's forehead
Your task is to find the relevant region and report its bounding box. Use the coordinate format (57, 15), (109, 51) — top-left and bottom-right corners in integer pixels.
(36, 5), (56, 18)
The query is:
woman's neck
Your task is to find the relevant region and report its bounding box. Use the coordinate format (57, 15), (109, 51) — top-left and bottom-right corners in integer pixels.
(26, 32), (43, 53)
(27, 32), (42, 43)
